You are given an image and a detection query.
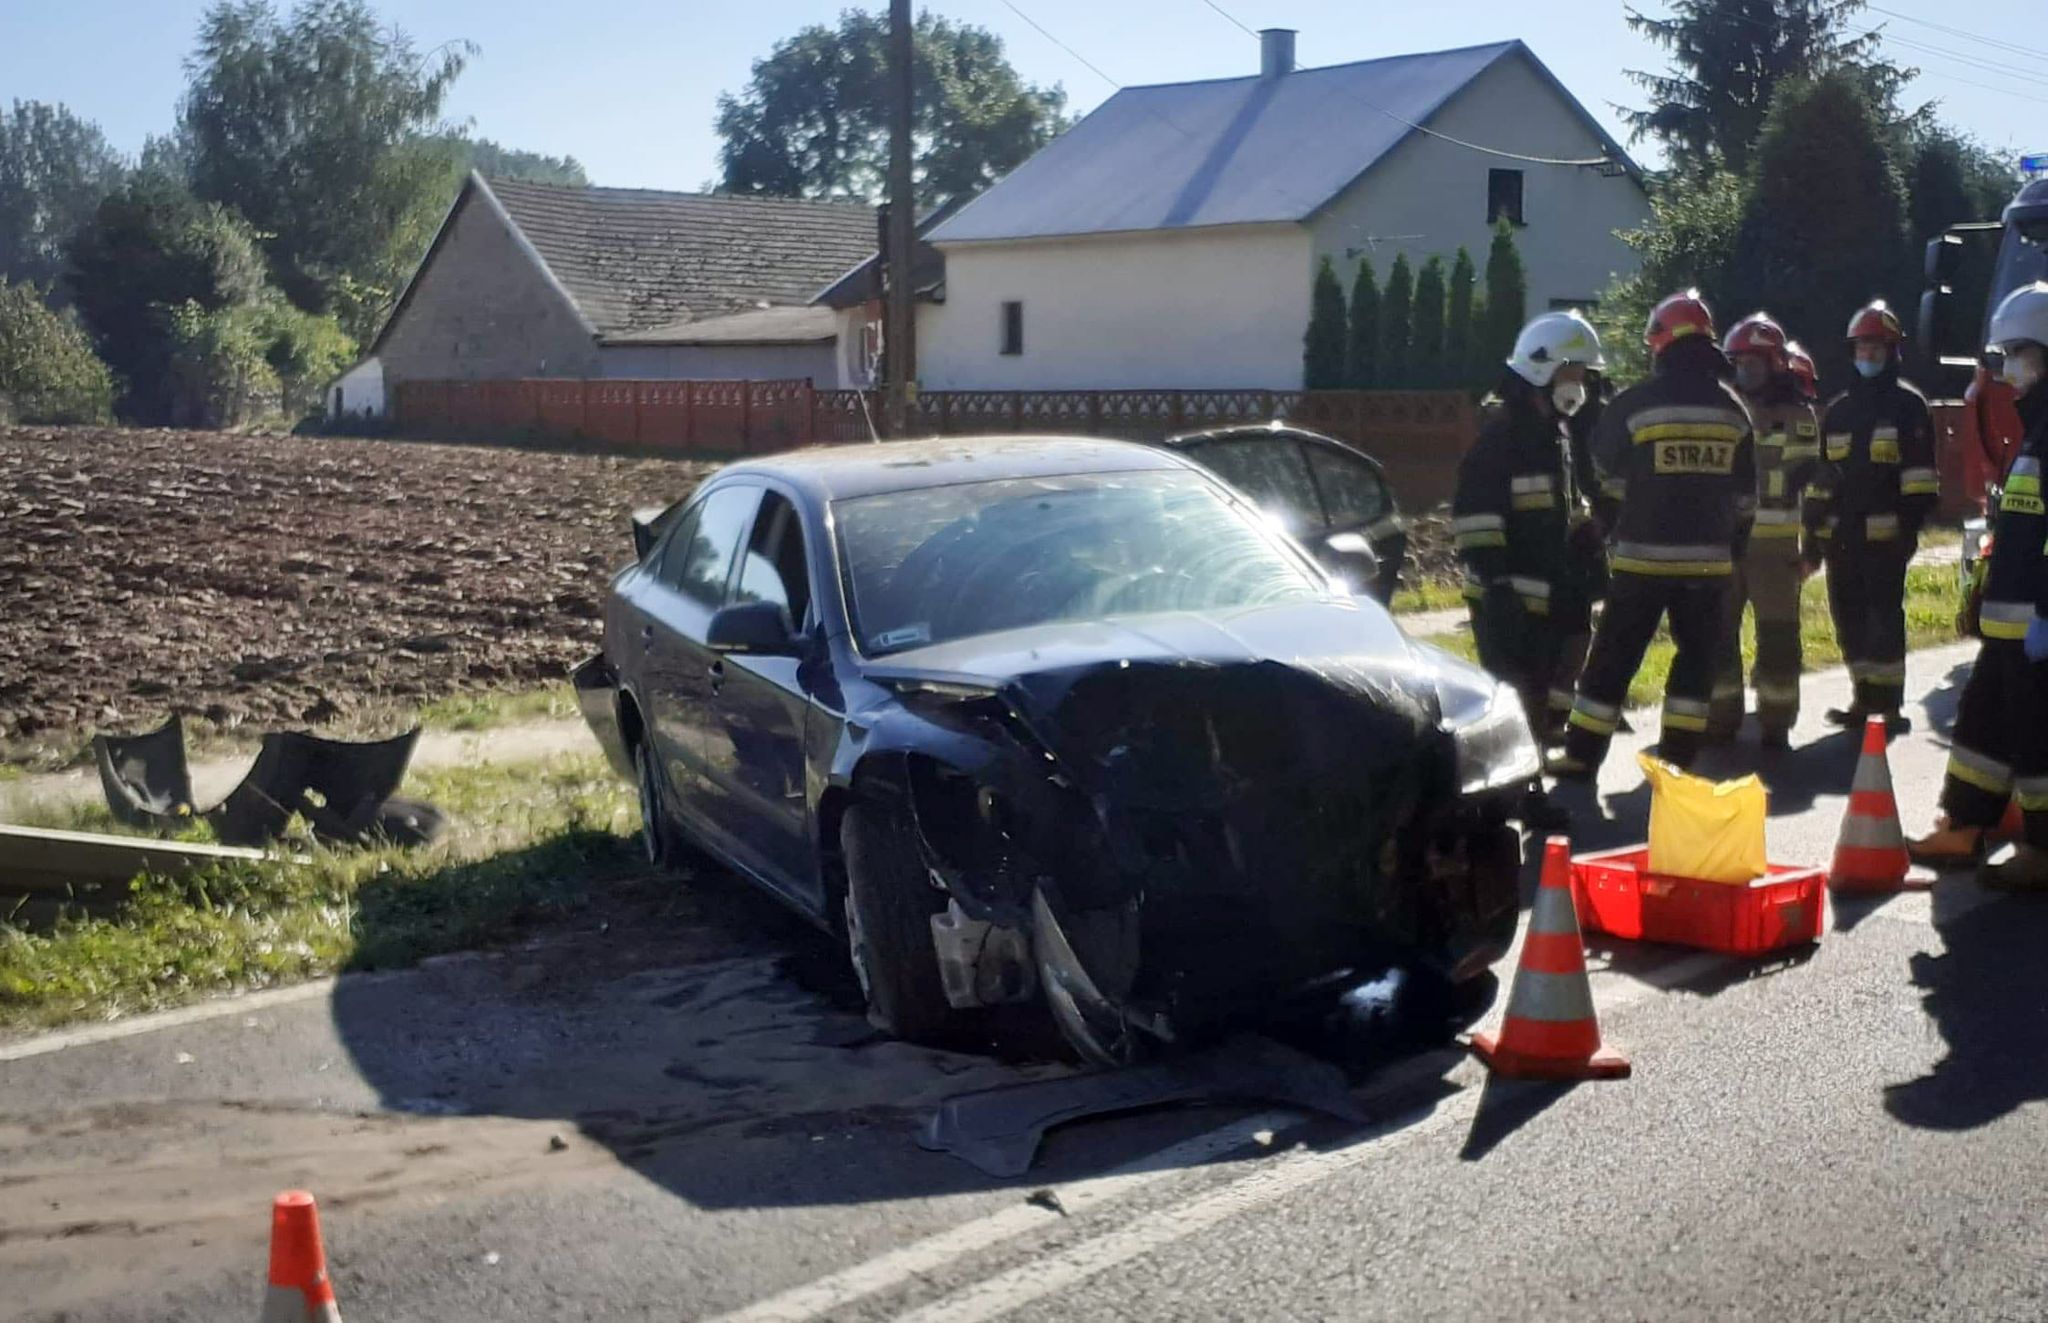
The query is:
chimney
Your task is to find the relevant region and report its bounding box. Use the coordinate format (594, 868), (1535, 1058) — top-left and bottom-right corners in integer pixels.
(1259, 28), (1296, 79)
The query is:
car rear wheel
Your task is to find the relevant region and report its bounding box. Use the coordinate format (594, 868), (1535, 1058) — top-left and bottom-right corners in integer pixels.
(635, 738), (683, 871)
(841, 802), (956, 1044)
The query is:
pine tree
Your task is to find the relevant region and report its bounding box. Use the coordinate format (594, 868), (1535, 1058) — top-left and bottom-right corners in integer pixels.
(1381, 253), (1414, 389)
(1304, 256), (1348, 389)
(1412, 256), (1447, 388)
(1346, 258), (1380, 388)
(1447, 247), (1478, 389)
(1482, 223), (1526, 388)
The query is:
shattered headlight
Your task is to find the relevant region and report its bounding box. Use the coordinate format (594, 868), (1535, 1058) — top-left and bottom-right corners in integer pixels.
(1445, 678), (1540, 796)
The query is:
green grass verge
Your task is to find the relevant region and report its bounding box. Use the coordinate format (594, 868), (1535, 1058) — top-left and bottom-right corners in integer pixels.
(0, 754), (643, 1032)
(1418, 564), (1961, 710)
(1390, 580), (1468, 615)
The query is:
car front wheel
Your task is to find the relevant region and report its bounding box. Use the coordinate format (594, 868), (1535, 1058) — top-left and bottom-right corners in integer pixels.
(635, 738), (683, 871)
(841, 802), (957, 1044)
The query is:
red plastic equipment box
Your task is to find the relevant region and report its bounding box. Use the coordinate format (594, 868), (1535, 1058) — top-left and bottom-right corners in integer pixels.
(1569, 846), (1825, 955)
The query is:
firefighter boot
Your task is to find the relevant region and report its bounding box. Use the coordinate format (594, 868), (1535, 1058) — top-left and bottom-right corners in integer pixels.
(1982, 843), (2048, 893)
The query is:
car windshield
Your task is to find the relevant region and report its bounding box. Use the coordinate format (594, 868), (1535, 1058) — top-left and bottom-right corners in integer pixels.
(834, 469), (1328, 656)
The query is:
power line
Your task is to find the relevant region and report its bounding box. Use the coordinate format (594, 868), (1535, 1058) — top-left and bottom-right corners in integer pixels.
(1198, 0), (1260, 38)
(997, 0), (1120, 90)
(1863, 5), (2048, 67)
(1191, 1), (1618, 169)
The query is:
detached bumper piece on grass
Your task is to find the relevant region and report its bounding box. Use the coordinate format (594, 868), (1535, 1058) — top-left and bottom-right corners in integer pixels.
(94, 715), (446, 848)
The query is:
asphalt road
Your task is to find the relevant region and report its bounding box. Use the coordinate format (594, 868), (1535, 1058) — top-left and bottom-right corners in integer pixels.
(10, 638), (2048, 1322)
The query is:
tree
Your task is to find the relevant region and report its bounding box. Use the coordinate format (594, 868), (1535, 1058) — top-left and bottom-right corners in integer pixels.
(0, 279), (113, 423)
(716, 10), (1067, 208)
(0, 101), (129, 295)
(454, 136), (590, 187)
(1447, 247), (1479, 389)
(1413, 256), (1447, 388)
(1481, 223), (1526, 386)
(179, 0), (471, 337)
(165, 292), (354, 426)
(1624, 0), (1888, 176)
(1730, 72), (1909, 384)
(1381, 254), (1414, 388)
(1596, 169), (1748, 380)
(66, 175), (271, 421)
(1347, 259), (1380, 388)
(1304, 257), (1348, 389)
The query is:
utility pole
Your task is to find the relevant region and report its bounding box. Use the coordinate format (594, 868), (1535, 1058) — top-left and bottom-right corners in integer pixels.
(884, 0), (917, 437)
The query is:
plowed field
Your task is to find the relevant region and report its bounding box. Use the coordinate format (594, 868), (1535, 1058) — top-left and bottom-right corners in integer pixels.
(0, 426), (711, 761)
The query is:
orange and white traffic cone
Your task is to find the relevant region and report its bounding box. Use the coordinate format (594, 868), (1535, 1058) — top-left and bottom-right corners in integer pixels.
(260, 1191), (342, 1322)
(1830, 714), (1935, 894)
(1470, 836), (1630, 1080)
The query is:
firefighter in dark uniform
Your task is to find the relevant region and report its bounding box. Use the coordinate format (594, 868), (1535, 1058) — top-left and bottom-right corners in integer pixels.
(1553, 368), (1616, 738)
(1453, 310), (1608, 752)
(1553, 290), (1757, 776)
(1907, 282), (2048, 888)
(1809, 301), (1940, 730)
(1706, 313), (1824, 749)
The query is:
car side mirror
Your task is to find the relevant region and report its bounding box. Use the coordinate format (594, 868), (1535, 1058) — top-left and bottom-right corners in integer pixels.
(1323, 531), (1382, 596)
(708, 600), (799, 655)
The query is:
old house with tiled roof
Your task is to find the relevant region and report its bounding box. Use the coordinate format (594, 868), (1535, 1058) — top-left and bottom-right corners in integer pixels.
(334, 174), (876, 417)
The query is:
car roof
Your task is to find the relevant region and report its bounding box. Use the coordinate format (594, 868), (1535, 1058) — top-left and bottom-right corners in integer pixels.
(713, 434), (1194, 503)
(1161, 422), (1387, 471)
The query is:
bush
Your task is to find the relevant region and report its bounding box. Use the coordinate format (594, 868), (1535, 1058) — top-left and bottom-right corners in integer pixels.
(166, 295), (355, 428)
(0, 279), (113, 423)
(1304, 256), (1348, 389)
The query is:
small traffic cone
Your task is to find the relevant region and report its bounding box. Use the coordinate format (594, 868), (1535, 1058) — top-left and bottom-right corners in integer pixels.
(1829, 715), (1934, 893)
(1470, 836), (1630, 1080)
(261, 1191), (342, 1322)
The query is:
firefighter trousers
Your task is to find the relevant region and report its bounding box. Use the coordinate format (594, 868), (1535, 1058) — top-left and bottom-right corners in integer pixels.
(1939, 639), (2048, 850)
(1564, 571), (1729, 771)
(1709, 538), (1807, 737)
(1471, 596), (1568, 740)
(1825, 533), (1915, 715)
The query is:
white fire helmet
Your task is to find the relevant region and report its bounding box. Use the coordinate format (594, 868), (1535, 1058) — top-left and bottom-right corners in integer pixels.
(1507, 310), (1608, 388)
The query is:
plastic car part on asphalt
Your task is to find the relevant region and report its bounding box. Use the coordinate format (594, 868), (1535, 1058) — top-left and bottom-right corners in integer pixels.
(918, 1033), (1371, 1176)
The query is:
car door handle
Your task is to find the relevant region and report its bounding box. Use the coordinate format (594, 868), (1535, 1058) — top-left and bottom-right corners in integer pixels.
(707, 659), (725, 692)
(641, 626), (656, 644)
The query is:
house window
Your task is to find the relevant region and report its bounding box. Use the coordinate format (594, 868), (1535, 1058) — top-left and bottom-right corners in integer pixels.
(1487, 168), (1525, 226)
(1000, 301), (1024, 355)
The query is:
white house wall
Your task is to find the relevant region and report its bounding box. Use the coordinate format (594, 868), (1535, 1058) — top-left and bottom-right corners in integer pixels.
(328, 357), (385, 419)
(922, 223), (1312, 390)
(1309, 52), (1650, 320)
(597, 342), (840, 384)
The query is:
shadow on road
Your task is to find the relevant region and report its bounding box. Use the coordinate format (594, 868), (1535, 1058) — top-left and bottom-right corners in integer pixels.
(1459, 1076), (1573, 1161)
(1885, 886), (2048, 1132)
(327, 842), (1482, 1212)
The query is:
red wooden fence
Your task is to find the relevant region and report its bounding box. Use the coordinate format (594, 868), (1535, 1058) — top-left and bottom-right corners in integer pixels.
(392, 378), (1473, 506)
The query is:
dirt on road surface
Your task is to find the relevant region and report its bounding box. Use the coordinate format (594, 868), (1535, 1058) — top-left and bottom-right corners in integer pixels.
(0, 426), (713, 763)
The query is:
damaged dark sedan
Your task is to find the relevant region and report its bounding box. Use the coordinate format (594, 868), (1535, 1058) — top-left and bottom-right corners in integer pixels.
(576, 437), (1536, 1064)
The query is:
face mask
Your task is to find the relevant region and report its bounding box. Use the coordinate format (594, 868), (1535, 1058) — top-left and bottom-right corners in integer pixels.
(2005, 352), (2043, 397)
(1552, 381), (1588, 416)
(1854, 358), (1886, 379)
(1734, 360), (1770, 394)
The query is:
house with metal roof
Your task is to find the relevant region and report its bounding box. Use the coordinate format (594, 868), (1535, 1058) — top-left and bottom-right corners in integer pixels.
(900, 30), (1650, 391)
(339, 174), (877, 417)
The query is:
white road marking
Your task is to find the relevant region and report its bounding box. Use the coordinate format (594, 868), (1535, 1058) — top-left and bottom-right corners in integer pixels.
(0, 976), (342, 1062)
(704, 1109), (1300, 1323)
(719, 945), (1721, 1323)
(889, 1095), (1470, 1323)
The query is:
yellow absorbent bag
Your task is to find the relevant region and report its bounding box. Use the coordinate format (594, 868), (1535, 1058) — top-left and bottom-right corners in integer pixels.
(1637, 752), (1768, 883)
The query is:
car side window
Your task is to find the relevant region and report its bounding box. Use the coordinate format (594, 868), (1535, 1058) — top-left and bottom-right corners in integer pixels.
(733, 490), (812, 626)
(649, 503), (702, 585)
(1304, 444), (1394, 529)
(1189, 439), (1326, 532)
(660, 484), (759, 607)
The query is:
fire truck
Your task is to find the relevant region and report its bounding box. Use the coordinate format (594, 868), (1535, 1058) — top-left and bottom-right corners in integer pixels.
(1918, 167), (2048, 624)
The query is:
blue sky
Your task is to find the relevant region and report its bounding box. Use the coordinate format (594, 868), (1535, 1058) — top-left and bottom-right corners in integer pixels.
(4, 0), (2043, 191)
